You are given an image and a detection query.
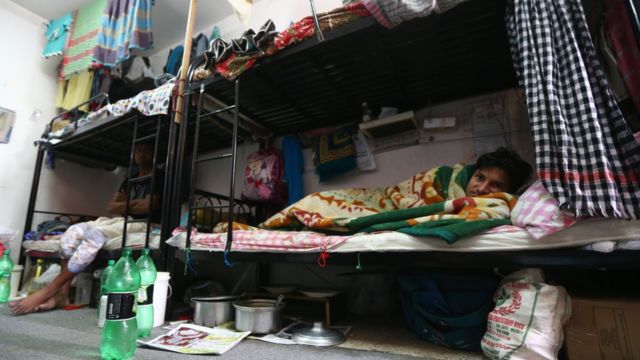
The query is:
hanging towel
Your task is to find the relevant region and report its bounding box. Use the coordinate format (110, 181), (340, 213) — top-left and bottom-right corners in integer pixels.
(506, 0), (640, 219)
(61, 0), (106, 78)
(42, 12), (73, 58)
(94, 0), (154, 67)
(313, 128), (357, 182)
(59, 70), (95, 111)
(283, 135), (305, 205)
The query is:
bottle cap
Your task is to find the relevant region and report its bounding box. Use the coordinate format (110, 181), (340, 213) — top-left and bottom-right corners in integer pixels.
(142, 248), (150, 255)
(107, 259), (116, 266)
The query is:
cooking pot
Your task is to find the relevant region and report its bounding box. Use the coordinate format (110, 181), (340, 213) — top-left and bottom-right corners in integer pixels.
(233, 298), (285, 334)
(192, 296), (235, 328)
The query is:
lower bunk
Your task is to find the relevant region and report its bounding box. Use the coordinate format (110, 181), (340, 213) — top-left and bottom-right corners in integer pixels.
(166, 217), (640, 268)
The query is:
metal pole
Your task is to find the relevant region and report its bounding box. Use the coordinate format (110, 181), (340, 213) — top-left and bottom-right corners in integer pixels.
(20, 145), (45, 265)
(225, 80), (241, 254)
(185, 85), (206, 250)
(121, 118), (139, 251)
(309, 0), (325, 42)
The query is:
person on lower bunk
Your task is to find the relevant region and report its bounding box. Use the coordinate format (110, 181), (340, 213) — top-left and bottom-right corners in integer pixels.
(246, 147), (534, 242)
(10, 142), (163, 315)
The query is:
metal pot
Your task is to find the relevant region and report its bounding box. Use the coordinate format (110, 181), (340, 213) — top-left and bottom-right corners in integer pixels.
(192, 296), (235, 328)
(233, 298), (285, 334)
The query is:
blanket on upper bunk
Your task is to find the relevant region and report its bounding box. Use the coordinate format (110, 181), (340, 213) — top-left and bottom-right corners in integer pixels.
(254, 164), (516, 243)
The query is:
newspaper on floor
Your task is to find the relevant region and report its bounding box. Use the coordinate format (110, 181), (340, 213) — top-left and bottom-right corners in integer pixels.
(251, 321), (351, 345)
(138, 323), (250, 355)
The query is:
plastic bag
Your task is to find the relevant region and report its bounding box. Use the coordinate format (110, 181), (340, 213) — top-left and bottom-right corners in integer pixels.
(353, 130), (376, 171)
(481, 268), (571, 360)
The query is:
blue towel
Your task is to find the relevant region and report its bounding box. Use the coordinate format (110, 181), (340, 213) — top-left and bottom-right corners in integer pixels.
(43, 12), (73, 58)
(164, 45), (184, 75)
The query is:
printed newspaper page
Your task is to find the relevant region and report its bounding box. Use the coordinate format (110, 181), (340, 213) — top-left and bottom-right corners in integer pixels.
(138, 324), (250, 354)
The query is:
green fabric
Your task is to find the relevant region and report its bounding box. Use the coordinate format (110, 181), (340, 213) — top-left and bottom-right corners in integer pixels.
(455, 164), (476, 191)
(397, 218), (511, 244)
(360, 218), (462, 233)
(347, 202), (446, 232)
(434, 166), (453, 198)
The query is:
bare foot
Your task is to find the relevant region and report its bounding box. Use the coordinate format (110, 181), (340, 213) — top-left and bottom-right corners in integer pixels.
(33, 296), (58, 312)
(8, 287), (55, 315)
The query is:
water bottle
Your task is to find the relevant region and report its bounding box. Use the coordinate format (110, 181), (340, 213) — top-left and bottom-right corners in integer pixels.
(100, 248), (141, 360)
(0, 273), (10, 302)
(135, 248), (157, 338)
(98, 259), (116, 328)
(0, 248), (14, 277)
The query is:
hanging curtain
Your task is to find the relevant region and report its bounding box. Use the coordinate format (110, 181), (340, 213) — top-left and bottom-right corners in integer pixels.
(506, 0), (640, 218)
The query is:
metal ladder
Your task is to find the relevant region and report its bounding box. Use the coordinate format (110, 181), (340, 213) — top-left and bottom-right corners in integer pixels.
(121, 116), (163, 252)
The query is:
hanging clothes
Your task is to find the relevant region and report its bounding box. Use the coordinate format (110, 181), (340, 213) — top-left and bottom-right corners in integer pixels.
(283, 135), (305, 205)
(61, 0), (106, 79)
(42, 12), (73, 58)
(57, 70), (95, 111)
(604, 0), (640, 113)
(506, 0), (640, 219)
(163, 45), (183, 76)
(94, 0), (154, 67)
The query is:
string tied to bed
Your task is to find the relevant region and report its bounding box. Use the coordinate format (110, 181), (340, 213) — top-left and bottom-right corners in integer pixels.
(355, 252), (362, 270)
(183, 248), (198, 276)
(223, 249), (235, 268)
(317, 248), (330, 268)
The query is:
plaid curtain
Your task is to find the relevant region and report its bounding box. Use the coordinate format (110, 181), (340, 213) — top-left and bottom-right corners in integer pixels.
(506, 0), (640, 218)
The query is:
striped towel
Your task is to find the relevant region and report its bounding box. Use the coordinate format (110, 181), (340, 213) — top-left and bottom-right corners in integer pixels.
(94, 0), (153, 67)
(61, 0), (106, 79)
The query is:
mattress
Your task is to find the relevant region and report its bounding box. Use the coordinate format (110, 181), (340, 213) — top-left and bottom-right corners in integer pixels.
(23, 232), (161, 254)
(166, 218), (640, 253)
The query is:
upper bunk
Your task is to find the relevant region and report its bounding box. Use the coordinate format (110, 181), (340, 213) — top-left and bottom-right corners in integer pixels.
(185, 0), (515, 152)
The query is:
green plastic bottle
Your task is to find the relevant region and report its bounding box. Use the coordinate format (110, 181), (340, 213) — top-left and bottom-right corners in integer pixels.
(135, 248), (157, 338)
(100, 248), (141, 360)
(0, 273), (10, 302)
(0, 248), (14, 277)
(98, 259), (116, 328)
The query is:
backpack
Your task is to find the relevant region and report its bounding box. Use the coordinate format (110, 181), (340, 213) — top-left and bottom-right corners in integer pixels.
(241, 148), (286, 203)
(398, 271), (499, 351)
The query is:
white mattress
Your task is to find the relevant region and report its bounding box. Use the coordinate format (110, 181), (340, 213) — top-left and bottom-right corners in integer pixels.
(168, 218), (640, 253)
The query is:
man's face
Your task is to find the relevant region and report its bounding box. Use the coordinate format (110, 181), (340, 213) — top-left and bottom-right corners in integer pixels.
(134, 143), (154, 167)
(465, 166), (511, 196)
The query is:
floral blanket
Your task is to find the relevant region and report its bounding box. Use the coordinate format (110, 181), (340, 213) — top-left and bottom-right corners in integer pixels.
(259, 164), (517, 243)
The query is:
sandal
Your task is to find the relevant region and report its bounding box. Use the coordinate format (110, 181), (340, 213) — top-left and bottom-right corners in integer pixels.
(204, 38), (231, 69)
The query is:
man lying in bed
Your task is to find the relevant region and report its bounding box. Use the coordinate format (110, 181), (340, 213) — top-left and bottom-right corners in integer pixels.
(254, 147), (533, 240)
(10, 141), (163, 315)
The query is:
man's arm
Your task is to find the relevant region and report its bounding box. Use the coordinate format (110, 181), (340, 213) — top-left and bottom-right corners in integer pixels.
(107, 195), (158, 217)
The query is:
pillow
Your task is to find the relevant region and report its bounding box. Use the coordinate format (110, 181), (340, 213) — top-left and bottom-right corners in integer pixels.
(511, 181), (578, 239)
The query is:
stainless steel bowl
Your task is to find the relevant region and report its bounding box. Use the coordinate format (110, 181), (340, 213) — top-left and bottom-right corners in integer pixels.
(192, 296), (236, 328)
(233, 298), (285, 334)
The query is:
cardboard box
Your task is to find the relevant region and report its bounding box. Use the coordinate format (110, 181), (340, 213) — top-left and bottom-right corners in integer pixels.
(564, 297), (640, 360)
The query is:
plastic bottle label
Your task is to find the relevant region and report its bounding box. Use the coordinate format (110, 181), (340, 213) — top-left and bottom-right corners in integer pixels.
(137, 284), (154, 306)
(106, 292), (136, 320)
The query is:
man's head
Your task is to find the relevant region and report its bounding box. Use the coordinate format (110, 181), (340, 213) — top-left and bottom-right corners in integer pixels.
(133, 142), (154, 169)
(465, 147), (533, 196)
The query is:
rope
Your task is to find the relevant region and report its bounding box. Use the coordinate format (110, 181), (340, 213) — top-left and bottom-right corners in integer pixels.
(223, 249), (235, 267)
(355, 252), (362, 270)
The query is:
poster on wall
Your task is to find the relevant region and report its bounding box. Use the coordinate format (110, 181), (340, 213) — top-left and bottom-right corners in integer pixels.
(0, 108), (16, 144)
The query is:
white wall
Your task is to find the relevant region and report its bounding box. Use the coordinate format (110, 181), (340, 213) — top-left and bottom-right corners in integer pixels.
(193, 89), (535, 199)
(0, 1), (122, 262)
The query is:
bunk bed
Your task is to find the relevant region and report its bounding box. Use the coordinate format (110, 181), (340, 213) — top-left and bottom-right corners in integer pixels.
(21, 88), (181, 269)
(168, 0), (640, 275)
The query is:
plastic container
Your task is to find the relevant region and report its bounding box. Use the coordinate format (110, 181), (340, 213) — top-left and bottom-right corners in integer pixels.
(9, 264), (23, 299)
(152, 271), (171, 327)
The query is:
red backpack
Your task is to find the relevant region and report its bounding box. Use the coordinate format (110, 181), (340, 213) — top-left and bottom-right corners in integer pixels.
(241, 148), (286, 204)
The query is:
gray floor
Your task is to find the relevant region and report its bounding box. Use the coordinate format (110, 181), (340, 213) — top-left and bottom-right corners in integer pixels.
(0, 304), (425, 360)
